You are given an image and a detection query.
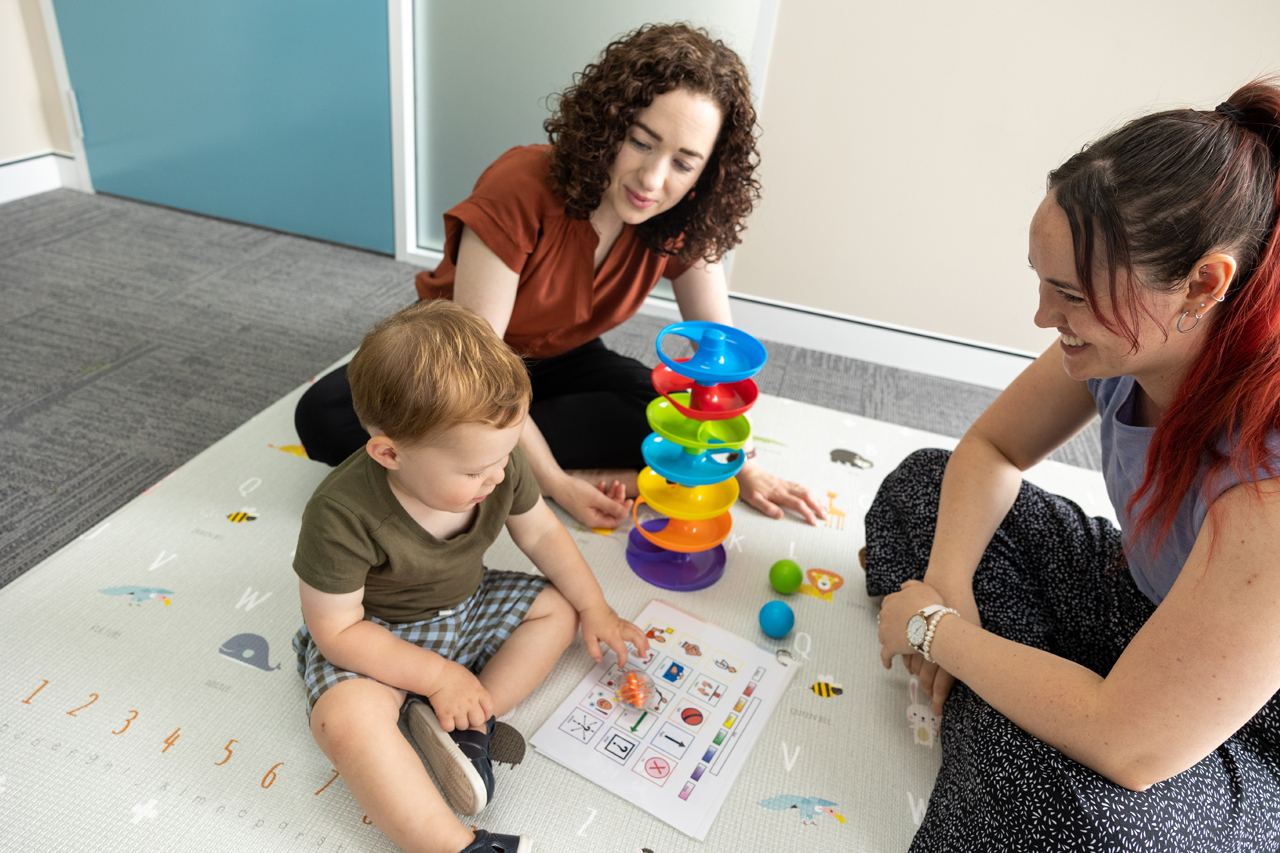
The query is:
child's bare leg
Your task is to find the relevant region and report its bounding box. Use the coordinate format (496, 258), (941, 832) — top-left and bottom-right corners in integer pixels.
(564, 468), (639, 499)
(310, 678), (474, 853)
(478, 585), (578, 717)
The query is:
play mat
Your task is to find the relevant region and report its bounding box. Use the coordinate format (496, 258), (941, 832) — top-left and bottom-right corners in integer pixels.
(0, 356), (1114, 852)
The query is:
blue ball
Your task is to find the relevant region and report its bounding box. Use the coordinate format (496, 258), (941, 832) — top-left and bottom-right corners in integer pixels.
(758, 600), (795, 638)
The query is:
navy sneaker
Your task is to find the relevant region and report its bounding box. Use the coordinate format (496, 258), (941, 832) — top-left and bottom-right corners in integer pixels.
(406, 699), (495, 816)
(457, 829), (529, 852)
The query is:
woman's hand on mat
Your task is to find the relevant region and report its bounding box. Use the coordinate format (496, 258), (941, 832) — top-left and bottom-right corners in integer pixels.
(426, 660), (495, 732)
(878, 579), (947, 668)
(579, 601), (649, 667)
(736, 461), (827, 525)
(551, 474), (632, 529)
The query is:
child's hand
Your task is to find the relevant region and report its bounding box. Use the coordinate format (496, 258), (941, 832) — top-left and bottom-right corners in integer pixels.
(426, 660), (494, 732)
(579, 602), (649, 667)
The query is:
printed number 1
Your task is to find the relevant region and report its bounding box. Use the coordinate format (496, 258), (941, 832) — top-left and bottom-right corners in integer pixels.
(162, 728), (180, 753)
(215, 739), (237, 766)
(21, 680), (49, 705)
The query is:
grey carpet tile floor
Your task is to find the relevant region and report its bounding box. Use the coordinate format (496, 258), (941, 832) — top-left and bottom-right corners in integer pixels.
(0, 189), (1100, 590)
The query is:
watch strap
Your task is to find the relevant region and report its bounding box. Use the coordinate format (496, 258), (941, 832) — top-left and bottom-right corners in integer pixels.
(920, 607), (959, 663)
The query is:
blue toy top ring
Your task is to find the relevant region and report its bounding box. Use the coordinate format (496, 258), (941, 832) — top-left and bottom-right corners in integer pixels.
(655, 321), (767, 384)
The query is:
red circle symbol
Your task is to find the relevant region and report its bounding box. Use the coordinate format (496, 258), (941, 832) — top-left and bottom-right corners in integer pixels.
(645, 756), (671, 778)
(681, 707), (704, 726)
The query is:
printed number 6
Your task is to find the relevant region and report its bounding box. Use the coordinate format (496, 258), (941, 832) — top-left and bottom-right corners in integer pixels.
(262, 762), (283, 788)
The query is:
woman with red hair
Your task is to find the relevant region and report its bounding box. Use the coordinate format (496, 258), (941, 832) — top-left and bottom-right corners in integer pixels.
(871, 79), (1280, 849)
(295, 23), (824, 532)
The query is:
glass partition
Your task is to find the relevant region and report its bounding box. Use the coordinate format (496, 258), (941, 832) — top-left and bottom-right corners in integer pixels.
(413, 1), (770, 253)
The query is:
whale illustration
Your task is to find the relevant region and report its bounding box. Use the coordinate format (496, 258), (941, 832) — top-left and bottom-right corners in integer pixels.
(99, 586), (174, 606)
(218, 633), (281, 672)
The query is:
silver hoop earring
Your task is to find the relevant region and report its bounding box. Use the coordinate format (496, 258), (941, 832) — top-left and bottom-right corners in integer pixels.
(1210, 292), (1225, 303)
(1177, 311), (1200, 333)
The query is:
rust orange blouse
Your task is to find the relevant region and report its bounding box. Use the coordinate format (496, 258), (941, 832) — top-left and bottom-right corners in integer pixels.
(414, 145), (692, 359)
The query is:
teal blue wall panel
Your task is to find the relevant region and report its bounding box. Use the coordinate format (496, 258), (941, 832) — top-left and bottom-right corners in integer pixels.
(54, 1), (394, 253)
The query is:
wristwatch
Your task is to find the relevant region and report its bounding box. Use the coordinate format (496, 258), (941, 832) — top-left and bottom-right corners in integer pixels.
(906, 605), (958, 663)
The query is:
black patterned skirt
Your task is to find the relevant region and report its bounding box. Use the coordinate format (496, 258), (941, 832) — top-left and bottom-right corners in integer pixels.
(865, 449), (1280, 852)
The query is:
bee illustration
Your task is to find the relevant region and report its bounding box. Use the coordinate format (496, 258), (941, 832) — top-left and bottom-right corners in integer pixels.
(811, 681), (844, 698)
(227, 511), (259, 523)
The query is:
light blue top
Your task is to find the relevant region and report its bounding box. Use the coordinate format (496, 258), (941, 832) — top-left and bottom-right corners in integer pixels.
(1089, 375), (1280, 604)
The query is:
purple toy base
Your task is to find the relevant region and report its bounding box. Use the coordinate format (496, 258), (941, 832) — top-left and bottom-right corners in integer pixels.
(626, 521), (726, 591)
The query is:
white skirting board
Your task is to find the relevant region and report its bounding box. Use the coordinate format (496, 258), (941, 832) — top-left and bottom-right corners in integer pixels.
(639, 293), (1037, 391)
(0, 152), (80, 204)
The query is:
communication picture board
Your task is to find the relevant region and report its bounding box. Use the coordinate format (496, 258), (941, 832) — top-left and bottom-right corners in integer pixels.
(530, 600), (795, 840)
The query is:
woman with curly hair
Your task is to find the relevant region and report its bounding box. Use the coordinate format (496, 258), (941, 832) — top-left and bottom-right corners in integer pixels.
(296, 23), (825, 530)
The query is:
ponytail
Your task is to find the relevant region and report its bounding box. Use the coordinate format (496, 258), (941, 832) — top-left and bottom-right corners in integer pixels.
(1048, 78), (1280, 548)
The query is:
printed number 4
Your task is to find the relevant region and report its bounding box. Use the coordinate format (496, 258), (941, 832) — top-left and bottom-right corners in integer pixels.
(162, 728), (180, 753)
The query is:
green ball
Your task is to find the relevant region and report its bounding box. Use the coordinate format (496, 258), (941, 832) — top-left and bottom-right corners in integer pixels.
(769, 559), (803, 594)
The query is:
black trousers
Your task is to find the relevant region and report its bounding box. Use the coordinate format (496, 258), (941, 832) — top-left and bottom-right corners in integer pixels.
(294, 338), (655, 469)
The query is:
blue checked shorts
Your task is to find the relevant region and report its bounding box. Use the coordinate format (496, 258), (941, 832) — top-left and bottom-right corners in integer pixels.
(292, 569), (550, 714)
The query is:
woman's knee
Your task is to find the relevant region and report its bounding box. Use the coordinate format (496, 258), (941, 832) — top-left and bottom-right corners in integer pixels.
(294, 366), (369, 465)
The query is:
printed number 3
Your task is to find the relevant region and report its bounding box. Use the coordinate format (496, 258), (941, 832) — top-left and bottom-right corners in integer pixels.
(112, 710), (138, 735)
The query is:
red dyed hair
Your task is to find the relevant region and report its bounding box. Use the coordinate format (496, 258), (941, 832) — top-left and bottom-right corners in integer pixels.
(1048, 79), (1280, 548)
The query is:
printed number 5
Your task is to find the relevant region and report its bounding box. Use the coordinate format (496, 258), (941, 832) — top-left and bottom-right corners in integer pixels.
(215, 739), (237, 766)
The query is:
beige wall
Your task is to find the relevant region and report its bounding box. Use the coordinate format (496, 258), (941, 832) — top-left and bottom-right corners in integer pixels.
(732, 0), (1280, 355)
(1, 0), (71, 164)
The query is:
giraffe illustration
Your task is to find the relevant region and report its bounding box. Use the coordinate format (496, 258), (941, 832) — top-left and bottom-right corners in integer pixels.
(825, 492), (846, 530)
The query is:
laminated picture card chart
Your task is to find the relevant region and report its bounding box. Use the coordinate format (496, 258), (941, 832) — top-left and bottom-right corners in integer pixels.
(531, 599), (796, 839)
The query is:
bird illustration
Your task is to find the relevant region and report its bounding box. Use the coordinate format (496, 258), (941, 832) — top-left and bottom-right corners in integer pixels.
(99, 586), (174, 606)
(758, 795), (846, 825)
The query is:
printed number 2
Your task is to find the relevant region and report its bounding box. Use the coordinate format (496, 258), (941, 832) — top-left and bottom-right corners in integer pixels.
(215, 739), (237, 766)
(162, 728), (180, 753)
(66, 694), (99, 717)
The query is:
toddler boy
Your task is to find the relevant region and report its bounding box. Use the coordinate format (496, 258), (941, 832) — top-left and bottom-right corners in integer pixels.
(291, 300), (646, 853)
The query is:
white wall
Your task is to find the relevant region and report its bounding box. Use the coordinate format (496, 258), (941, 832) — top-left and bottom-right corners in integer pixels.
(1, 0), (70, 163)
(730, 0), (1280, 355)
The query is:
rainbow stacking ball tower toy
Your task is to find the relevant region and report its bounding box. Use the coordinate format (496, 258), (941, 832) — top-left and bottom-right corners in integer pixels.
(626, 321), (767, 591)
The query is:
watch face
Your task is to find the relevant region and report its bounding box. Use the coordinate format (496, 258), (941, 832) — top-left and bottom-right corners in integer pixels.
(907, 614), (928, 647)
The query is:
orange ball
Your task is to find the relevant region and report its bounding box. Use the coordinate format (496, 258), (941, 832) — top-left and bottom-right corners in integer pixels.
(618, 671), (651, 708)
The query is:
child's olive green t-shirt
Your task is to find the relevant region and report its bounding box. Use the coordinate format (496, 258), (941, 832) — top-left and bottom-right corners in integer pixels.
(292, 446), (540, 624)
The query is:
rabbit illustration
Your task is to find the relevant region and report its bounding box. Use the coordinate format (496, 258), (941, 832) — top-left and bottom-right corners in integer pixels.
(907, 677), (940, 747)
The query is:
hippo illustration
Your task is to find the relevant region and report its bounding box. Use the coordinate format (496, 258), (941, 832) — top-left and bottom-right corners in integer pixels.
(99, 586), (174, 606)
(829, 448), (873, 468)
(218, 633), (281, 672)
